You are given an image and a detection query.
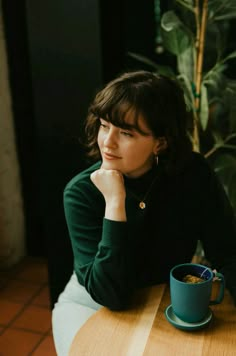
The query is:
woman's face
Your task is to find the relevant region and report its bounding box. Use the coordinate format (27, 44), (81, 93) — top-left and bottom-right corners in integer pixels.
(97, 113), (166, 178)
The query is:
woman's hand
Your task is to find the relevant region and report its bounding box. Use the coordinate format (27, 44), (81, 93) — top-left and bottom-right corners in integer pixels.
(91, 169), (127, 221)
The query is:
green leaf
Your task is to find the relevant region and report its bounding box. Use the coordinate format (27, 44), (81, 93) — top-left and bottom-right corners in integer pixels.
(176, 0), (195, 12)
(208, 0), (236, 22)
(212, 153), (236, 212)
(127, 52), (176, 77)
(200, 84), (209, 130)
(127, 52), (160, 70)
(161, 11), (193, 56)
(221, 50), (236, 64)
(177, 45), (195, 82)
(161, 11), (181, 32)
(178, 74), (195, 111)
(214, 13), (236, 21)
(203, 63), (226, 89)
(223, 144), (236, 150)
(212, 131), (224, 145)
(220, 83), (236, 132)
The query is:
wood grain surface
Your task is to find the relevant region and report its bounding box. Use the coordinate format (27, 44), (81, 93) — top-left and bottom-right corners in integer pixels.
(69, 284), (236, 356)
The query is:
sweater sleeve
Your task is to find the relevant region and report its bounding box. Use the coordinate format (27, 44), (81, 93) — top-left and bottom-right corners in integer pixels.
(198, 158), (236, 305)
(63, 181), (135, 310)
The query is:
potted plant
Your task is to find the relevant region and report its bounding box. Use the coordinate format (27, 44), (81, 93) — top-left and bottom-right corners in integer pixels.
(129, 0), (236, 212)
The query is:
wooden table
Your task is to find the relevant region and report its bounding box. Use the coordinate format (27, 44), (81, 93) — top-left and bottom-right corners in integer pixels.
(69, 284), (236, 356)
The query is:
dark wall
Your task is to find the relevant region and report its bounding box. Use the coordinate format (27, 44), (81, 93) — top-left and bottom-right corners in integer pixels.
(25, 0), (104, 306)
(2, 0), (45, 256)
(99, 0), (156, 77)
(2, 0), (156, 306)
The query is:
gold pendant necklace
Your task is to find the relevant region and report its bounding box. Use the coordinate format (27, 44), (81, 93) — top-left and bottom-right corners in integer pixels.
(128, 173), (159, 210)
(139, 201), (146, 209)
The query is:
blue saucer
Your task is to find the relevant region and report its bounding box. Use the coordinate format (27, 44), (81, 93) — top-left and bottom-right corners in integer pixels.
(165, 305), (213, 331)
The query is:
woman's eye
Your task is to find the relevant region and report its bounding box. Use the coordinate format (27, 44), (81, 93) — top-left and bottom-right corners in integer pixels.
(100, 122), (109, 129)
(121, 130), (133, 137)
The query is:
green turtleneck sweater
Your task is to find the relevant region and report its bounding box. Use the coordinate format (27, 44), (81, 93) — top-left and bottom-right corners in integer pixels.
(64, 152), (236, 310)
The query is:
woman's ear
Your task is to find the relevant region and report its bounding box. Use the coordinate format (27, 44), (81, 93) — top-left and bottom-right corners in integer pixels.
(154, 137), (168, 155)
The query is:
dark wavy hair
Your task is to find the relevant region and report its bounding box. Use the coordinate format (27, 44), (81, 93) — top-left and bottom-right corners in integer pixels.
(82, 70), (192, 173)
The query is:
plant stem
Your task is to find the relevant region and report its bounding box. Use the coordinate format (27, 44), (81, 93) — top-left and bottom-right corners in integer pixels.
(192, 111), (200, 152)
(195, 0), (208, 112)
(194, 0), (200, 84)
(192, 0), (208, 152)
(204, 133), (236, 158)
(192, 0), (201, 152)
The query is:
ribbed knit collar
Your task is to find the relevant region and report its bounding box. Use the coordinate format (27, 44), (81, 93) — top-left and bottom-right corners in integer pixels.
(124, 164), (160, 196)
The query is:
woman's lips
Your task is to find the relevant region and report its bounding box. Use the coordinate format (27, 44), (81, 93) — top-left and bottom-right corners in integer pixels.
(103, 152), (121, 160)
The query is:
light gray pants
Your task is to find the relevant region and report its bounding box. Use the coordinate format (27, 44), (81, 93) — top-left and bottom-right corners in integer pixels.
(52, 272), (102, 356)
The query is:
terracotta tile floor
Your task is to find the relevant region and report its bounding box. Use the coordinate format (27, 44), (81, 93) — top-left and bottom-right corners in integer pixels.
(0, 256), (57, 356)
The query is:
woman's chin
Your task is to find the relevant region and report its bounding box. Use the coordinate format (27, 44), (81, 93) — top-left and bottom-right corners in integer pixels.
(101, 160), (115, 169)
(101, 160), (122, 171)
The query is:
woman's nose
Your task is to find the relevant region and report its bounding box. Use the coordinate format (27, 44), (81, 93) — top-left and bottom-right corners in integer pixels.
(104, 129), (118, 148)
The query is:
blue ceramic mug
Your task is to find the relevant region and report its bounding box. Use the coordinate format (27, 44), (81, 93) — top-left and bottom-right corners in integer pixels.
(170, 263), (225, 323)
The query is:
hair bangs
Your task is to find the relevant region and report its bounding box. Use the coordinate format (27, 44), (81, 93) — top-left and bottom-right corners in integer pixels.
(91, 84), (151, 135)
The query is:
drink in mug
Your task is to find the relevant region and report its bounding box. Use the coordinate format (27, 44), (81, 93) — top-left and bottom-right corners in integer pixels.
(170, 263), (225, 323)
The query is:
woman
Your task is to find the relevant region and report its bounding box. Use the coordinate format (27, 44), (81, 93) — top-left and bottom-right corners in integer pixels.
(52, 71), (236, 355)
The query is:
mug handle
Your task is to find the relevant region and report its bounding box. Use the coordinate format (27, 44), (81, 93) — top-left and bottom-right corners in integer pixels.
(210, 272), (225, 305)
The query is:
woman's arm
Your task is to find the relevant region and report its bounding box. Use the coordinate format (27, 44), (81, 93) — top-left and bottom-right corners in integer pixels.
(64, 174), (135, 310)
(90, 168), (127, 222)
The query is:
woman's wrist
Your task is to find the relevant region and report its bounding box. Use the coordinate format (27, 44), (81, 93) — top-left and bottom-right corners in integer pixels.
(105, 199), (127, 221)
